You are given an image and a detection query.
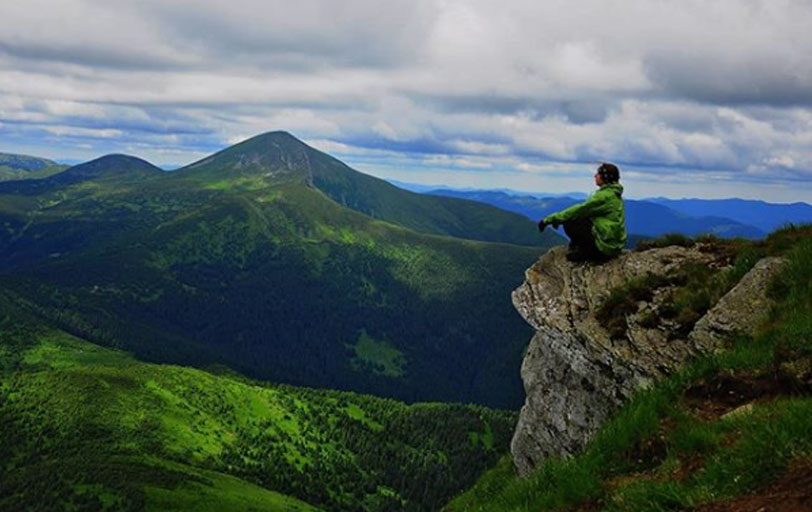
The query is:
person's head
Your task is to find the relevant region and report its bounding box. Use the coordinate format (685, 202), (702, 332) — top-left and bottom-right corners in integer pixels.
(594, 162), (620, 187)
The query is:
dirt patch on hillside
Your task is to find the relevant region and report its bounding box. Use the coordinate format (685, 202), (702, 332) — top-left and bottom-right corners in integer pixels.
(684, 373), (793, 420)
(692, 460), (812, 512)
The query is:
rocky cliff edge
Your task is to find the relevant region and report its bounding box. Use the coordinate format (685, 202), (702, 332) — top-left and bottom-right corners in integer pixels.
(510, 244), (785, 476)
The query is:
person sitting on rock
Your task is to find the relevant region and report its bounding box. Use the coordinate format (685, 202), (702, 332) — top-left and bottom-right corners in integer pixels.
(538, 162), (627, 263)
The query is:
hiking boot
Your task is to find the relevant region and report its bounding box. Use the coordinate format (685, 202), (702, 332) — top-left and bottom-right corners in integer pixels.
(566, 248), (613, 264)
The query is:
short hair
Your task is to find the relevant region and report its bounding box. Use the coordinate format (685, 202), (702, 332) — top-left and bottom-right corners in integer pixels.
(597, 162), (620, 183)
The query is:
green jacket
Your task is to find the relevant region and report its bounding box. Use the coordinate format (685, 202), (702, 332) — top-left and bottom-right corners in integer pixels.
(544, 183), (627, 256)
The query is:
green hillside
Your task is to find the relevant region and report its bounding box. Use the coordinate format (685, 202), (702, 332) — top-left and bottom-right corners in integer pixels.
(0, 134), (557, 408)
(445, 225), (812, 512)
(1, 289), (516, 512)
(0, 152), (68, 181)
(183, 132), (563, 248)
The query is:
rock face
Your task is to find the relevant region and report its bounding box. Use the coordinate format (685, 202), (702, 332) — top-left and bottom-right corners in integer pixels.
(689, 256), (786, 350)
(510, 245), (784, 477)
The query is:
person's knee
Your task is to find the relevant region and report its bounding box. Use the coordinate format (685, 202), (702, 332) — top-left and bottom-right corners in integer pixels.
(564, 218), (592, 240)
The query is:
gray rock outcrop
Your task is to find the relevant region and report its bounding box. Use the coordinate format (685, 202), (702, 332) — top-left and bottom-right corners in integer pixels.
(689, 257), (785, 350)
(510, 245), (784, 477)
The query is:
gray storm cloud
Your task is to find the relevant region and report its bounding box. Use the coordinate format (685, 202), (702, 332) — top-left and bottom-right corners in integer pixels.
(0, 0), (810, 199)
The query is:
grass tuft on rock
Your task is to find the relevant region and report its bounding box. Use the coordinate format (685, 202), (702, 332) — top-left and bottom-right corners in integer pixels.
(598, 232), (791, 341)
(635, 233), (695, 251)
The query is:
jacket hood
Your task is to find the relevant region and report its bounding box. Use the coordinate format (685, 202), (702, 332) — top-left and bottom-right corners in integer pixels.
(601, 182), (623, 197)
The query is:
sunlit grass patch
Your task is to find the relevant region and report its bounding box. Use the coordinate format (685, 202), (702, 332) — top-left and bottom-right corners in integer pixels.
(344, 402), (384, 432)
(348, 329), (406, 378)
(144, 464), (320, 512)
(201, 176), (268, 192)
(22, 330), (132, 369)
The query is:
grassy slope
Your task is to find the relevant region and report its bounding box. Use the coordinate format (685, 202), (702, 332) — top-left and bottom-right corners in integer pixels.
(0, 164), (68, 181)
(143, 467), (319, 512)
(0, 156), (543, 408)
(308, 156), (561, 247)
(1, 290), (516, 512)
(446, 225), (812, 512)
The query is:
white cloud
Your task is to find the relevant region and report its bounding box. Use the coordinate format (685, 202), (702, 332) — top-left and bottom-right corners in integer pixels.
(448, 140), (510, 155)
(765, 155), (795, 168)
(42, 126), (122, 138)
(0, 0), (810, 201)
(423, 154), (493, 169)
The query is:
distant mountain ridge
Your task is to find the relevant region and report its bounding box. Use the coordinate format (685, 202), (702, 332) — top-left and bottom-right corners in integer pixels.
(423, 188), (772, 240)
(0, 152), (68, 181)
(647, 197), (812, 233)
(389, 180), (590, 199)
(0, 154), (164, 201)
(0, 151), (57, 171)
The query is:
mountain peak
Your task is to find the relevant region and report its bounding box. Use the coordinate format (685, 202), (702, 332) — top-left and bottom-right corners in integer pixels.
(59, 154), (162, 180)
(250, 130), (302, 143)
(182, 131), (315, 182)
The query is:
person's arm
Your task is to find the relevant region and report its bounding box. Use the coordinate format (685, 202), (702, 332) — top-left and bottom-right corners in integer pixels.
(544, 190), (613, 224)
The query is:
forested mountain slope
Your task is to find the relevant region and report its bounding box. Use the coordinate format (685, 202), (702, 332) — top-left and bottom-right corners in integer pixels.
(0, 132), (558, 407)
(0, 288), (515, 512)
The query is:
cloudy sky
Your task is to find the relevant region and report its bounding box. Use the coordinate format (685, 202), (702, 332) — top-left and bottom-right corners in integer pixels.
(1, 0), (811, 201)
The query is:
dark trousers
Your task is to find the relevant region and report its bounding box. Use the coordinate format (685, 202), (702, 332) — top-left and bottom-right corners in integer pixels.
(563, 218), (608, 262)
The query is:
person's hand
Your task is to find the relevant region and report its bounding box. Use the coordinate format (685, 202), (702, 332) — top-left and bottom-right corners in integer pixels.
(537, 220), (547, 232)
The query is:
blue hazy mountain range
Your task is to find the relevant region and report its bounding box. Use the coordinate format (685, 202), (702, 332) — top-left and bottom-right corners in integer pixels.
(408, 187), (809, 240)
(645, 197), (812, 234)
(388, 180), (589, 199)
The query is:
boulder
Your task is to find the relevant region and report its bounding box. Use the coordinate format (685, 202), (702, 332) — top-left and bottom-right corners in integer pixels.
(690, 257), (786, 350)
